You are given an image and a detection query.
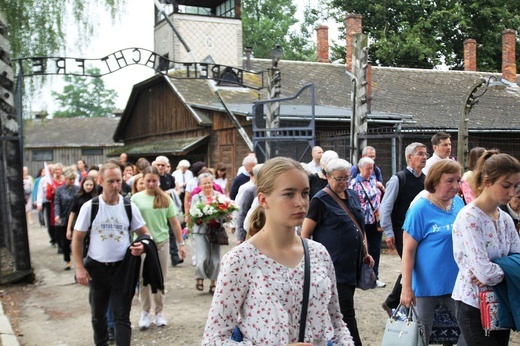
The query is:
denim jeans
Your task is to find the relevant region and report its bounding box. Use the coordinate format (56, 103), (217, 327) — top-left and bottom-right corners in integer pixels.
(106, 299), (114, 329)
(85, 257), (133, 346)
(455, 300), (510, 346)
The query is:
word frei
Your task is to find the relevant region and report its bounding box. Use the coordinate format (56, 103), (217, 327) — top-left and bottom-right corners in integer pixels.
(15, 47), (259, 88)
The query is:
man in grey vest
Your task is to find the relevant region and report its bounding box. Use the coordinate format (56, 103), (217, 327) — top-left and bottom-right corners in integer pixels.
(379, 142), (428, 316)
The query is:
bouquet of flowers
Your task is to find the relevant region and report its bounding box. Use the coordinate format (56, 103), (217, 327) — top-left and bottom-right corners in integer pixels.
(188, 194), (239, 230)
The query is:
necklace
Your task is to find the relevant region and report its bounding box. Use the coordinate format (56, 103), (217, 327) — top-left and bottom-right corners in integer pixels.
(430, 194), (452, 212)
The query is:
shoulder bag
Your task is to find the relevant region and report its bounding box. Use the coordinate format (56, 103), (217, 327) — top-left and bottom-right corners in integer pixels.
(323, 187), (376, 290)
(382, 303), (426, 346)
(231, 237), (311, 342)
(479, 289), (508, 336)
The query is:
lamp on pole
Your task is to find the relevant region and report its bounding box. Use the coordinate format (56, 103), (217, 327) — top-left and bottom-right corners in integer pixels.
(458, 76), (506, 170)
(265, 45), (282, 159)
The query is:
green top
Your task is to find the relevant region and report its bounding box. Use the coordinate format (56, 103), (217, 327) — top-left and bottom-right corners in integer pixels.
(131, 192), (176, 243)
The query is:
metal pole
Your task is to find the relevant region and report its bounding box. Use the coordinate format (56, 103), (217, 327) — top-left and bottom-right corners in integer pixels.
(458, 78), (486, 171)
(345, 70), (357, 163)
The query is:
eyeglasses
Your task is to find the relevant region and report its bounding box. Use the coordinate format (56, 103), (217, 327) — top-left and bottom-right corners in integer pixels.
(415, 152), (429, 158)
(331, 176), (351, 183)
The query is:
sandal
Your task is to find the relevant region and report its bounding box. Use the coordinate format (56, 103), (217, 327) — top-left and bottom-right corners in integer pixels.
(209, 285), (216, 295)
(195, 279), (204, 291)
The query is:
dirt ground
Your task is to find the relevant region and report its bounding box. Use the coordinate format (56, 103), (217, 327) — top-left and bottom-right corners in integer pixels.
(1, 216), (519, 345)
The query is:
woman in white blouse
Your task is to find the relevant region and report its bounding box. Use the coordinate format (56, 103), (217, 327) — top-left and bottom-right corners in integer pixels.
(452, 151), (520, 345)
(202, 157), (353, 345)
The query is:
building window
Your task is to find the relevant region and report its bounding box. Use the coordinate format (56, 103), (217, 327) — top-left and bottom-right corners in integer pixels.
(216, 0), (236, 18)
(82, 148), (103, 156)
(33, 150), (53, 161)
(155, 0), (236, 19)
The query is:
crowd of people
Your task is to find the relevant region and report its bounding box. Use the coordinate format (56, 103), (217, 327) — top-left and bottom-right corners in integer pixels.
(21, 134), (520, 345)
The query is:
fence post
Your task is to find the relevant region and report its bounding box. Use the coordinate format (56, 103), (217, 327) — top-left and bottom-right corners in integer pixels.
(0, 12), (33, 283)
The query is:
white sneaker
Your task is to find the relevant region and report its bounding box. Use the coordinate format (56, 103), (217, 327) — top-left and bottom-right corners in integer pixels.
(138, 311), (151, 330)
(154, 313), (167, 327)
(376, 280), (386, 288)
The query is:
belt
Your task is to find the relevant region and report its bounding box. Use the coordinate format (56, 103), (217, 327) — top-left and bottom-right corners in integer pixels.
(87, 256), (122, 267)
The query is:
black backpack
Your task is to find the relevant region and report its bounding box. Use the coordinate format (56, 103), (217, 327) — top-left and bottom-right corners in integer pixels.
(83, 196), (133, 257)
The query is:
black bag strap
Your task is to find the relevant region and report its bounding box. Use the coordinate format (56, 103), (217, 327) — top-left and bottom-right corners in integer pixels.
(396, 170), (407, 193)
(299, 237), (310, 342)
(357, 180), (377, 213)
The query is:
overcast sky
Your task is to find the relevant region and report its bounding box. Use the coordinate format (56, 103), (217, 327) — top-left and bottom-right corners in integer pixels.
(36, 0), (340, 115)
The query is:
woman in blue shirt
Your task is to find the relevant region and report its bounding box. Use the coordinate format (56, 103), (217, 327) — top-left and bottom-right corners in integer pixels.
(400, 159), (464, 344)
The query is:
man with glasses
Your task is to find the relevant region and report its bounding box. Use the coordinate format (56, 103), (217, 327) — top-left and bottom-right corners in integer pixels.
(379, 142), (428, 316)
(155, 156), (176, 193)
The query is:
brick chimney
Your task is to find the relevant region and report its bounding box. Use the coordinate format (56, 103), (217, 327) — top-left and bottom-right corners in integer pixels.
(502, 29), (517, 83)
(345, 13), (362, 72)
(316, 25), (329, 63)
(463, 39), (477, 72)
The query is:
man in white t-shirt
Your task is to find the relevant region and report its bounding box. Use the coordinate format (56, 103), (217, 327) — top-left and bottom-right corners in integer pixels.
(72, 162), (150, 346)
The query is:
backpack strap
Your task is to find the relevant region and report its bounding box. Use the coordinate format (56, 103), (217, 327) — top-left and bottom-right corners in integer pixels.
(84, 196), (100, 257)
(122, 197), (133, 243)
(396, 170), (407, 193)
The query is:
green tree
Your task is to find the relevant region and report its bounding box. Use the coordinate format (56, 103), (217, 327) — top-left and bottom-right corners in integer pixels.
(242, 0), (316, 61)
(0, 1), (125, 60)
(328, 0), (520, 70)
(51, 67), (117, 118)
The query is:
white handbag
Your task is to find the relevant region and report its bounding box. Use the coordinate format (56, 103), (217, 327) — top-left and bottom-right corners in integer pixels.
(381, 304), (426, 346)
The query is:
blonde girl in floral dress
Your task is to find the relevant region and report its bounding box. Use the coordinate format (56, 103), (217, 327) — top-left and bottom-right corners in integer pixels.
(202, 157), (353, 346)
(452, 151), (520, 345)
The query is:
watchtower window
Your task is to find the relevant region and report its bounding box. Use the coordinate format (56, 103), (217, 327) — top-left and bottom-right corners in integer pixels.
(156, 0), (238, 22)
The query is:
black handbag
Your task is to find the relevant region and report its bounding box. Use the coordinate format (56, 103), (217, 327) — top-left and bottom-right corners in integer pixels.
(206, 223), (229, 245)
(324, 187), (376, 290)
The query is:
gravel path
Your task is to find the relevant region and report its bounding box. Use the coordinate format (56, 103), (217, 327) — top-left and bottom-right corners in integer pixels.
(1, 218), (519, 345)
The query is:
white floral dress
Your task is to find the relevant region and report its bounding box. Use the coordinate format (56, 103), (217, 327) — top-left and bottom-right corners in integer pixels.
(452, 202), (520, 308)
(202, 240), (353, 345)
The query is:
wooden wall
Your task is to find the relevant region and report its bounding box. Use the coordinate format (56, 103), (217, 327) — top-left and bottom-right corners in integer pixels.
(124, 83), (201, 141)
(23, 147), (117, 178)
(210, 110), (252, 178)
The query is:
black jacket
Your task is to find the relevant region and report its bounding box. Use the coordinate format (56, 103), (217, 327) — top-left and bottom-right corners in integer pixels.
(112, 234), (164, 297)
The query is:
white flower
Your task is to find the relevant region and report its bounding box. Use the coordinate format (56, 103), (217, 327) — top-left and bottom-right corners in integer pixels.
(203, 205), (216, 216)
(190, 206), (203, 218)
(217, 195), (227, 204)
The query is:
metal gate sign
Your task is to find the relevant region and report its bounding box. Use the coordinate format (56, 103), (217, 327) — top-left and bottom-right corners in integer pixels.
(15, 47), (264, 89)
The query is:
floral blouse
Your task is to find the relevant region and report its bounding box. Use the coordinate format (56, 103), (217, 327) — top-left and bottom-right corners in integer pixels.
(348, 175), (381, 225)
(202, 240), (353, 345)
(452, 202), (520, 308)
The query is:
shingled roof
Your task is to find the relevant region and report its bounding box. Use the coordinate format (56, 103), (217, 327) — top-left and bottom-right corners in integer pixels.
(159, 58), (520, 131)
(24, 117), (121, 148)
(372, 67), (520, 130)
